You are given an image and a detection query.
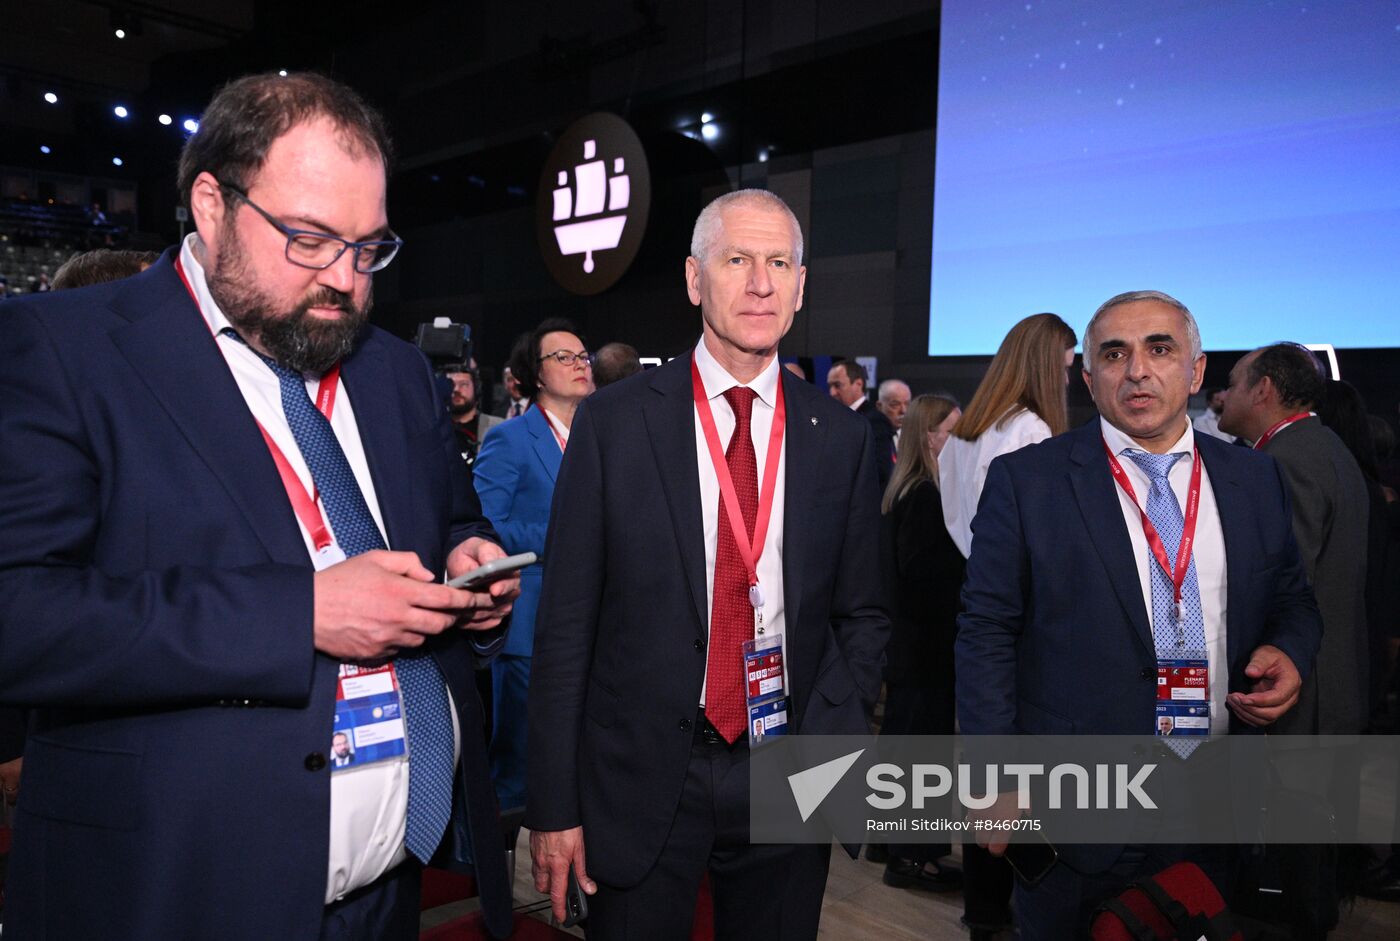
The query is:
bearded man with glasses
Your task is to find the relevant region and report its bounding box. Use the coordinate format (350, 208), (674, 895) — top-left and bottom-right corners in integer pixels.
(0, 72), (519, 940)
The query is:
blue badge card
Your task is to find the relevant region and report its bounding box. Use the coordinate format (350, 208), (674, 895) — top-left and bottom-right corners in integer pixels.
(1155, 656), (1210, 737)
(743, 634), (789, 742)
(332, 663), (409, 771)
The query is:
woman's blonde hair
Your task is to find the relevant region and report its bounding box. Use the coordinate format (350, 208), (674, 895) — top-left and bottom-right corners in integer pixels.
(882, 394), (960, 514)
(952, 313), (1077, 441)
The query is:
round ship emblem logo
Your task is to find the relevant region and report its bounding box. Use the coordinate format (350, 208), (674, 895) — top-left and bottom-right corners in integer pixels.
(536, 113), (651, 295)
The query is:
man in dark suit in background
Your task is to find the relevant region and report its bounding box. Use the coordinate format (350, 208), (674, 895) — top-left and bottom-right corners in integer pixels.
(828, 359), (895, 491)
(0, 72), (518, 940)
(1217, 343), (1371, 935)
(527, 189), (890, 940)
(1218, 342), (1370, 735)
(956, 290), (1322, 939)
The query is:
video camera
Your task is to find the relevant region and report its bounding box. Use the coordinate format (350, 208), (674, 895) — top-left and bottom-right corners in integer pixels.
(414, 317), (473, 370)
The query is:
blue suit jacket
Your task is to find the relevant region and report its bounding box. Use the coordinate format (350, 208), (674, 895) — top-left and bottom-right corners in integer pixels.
(955, 420), (1323, 868)
(0, 252), (512, 940)
(952, 422), (1321, 873)
(472, 405), (560, 658)
(524, 353), (891, 886)
(957, 419), (1322, 736)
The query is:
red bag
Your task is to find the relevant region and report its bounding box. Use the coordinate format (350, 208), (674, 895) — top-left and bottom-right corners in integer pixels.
(1091, 862), (1242, 941)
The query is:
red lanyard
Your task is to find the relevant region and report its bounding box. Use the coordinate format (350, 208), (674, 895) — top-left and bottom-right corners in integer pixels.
(174, 255), (343, 551)
(1253, 411), (1313, 450)
(692, 358), (786, 607)
(536, 403), (568, 452)
(1103, 439), (1202, 623)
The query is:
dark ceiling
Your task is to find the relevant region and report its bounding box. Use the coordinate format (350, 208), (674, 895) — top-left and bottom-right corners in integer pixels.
(2, 1), (938, 243)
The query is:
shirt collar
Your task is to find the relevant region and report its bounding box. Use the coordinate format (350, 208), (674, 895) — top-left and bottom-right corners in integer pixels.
(1100, 414), (1195, 459)
(849, 394), (867, 412)
(178, 233), (235, 338)
(692, 337), (780, 409)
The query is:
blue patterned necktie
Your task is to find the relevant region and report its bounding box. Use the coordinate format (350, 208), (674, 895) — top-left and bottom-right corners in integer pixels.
(1123, 449), (1207, 758)
(239, 335), (456, 862)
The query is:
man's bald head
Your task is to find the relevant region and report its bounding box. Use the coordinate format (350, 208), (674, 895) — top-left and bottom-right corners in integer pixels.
(592, 342), (642, 389)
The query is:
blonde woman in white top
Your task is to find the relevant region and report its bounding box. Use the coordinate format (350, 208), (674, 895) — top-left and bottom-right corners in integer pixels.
(939, 313), (1078, 559)
(935, 312), (1077, 938)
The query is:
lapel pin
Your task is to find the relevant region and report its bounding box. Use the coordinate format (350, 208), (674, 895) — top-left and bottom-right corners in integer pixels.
(810, 416), (818, 426)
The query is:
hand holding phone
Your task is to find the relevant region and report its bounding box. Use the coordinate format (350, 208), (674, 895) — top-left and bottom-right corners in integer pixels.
(446, 551), (537, 590)
(564, 864), (589, 927)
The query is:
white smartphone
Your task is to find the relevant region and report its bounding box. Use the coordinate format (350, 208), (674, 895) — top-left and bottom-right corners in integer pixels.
(446, 552), (537, 589)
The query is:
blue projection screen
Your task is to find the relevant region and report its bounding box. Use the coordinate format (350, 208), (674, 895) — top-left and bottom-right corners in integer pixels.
(929, 1), (1400, 355)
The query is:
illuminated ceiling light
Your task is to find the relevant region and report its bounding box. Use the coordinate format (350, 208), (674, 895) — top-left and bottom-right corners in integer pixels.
(758, 148), (769, 163)
(44, 92), (58, 104)
(113, 105), (129, 119)
(39, 145), (51, 155)
(158, 113), (172, 126)
(700, 122), (719, 141)
(278, 70), (288, 77)
(701, 112), (714, 124)
(112, 157), (124, 167)
(110, 10), (141, 40)
(183, 118), (200, 133)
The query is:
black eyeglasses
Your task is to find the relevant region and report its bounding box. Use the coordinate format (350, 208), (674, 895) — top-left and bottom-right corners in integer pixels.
(538, 350), (593, 367)
(218, 180), (403, 274)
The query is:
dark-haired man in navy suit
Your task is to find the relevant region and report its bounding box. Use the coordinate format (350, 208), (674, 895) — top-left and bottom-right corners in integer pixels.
(956, 290), (1323, 939)
(0, 72), (517, 940)
(527, 189), (890, 940)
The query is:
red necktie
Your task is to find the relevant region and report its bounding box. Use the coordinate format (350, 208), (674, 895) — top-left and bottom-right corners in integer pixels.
(705, 386), (760, 742)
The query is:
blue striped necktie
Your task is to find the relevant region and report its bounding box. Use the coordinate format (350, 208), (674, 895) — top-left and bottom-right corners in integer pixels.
(239, 334), (456, 861)
(1124, 449), (1207, 758)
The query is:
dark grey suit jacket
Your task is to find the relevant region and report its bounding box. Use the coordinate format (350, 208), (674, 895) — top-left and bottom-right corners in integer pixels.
(1264, 416), (1370, 734)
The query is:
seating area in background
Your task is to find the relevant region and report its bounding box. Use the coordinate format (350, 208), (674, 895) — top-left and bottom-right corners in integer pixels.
(1, 241), (67, 294)
(0, 196), (133, 294)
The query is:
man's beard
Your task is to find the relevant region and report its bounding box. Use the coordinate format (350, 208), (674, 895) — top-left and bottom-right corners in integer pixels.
(449, 401), (475, 417)
(207, 223), (372, 374)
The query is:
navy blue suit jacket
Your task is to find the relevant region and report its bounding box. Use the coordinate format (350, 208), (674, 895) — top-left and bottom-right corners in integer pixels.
(472, 405), (561, 658)
(524, 352), (891, 887)
(0, 252), (512, 940)
(957, 419), (1321, 737)
(955, 420), (1322, 868)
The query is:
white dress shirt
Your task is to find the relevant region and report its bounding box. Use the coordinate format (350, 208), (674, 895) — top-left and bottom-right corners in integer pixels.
(693, 339), (787, 705)
(939, 408), (1052, 559)
(848, 394), (867, 411)
(180, 235), (459, 902)
(540, 405), (571, 448)
(1101, 417), (1229, 736)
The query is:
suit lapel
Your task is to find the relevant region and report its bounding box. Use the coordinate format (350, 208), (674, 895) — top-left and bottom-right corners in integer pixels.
(1198, 439), (1246, 669)
(1067, 424), (1154, 656)
(780, 372), (824, 636)
(643, 354), (709, 637)
(108, 256), (307, 565)
(338, 339), (415, 550)
(524, 408), (563, 483)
